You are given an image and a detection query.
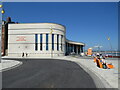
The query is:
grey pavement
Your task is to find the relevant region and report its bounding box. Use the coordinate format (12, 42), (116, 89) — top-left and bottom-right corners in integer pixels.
(1, 56), (119, 89)
(58, 56), (119, 88)
(0, 59), (22, 72)
(2, 59), (97, 88)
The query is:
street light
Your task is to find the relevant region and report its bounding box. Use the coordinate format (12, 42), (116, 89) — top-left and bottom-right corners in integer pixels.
(0, 4), (5, 21)
(0, 5), (2, 8)
(107, 37), (112, 53)
(1, 9), (5, 14)
(0, 5), (5, 14)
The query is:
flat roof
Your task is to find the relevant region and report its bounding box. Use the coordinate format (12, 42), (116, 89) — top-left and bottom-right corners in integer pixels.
(9, 22), (66, 28)
(66, 39), (85, 46)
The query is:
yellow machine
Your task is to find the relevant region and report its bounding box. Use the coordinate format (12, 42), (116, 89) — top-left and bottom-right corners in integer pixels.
(87, 48), (92, 56)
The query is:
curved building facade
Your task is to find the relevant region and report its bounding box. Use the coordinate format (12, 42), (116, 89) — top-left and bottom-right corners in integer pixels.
(8, 23), (84, 57)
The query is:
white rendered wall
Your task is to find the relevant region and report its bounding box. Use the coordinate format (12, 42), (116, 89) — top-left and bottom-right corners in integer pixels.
(8, 23), (66, 57)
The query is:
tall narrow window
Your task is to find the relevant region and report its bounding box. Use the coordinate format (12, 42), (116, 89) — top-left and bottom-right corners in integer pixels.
(52, 34), (54, 50)
(35, 34), (38, 51)
(57, 34), (59, 51)
(61, 35), (63, 51)
(40, 34), (42, 50)
(46, 34), (48, 50)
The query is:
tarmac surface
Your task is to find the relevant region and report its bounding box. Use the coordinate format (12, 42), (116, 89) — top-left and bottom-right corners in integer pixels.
(1, 56), (119, 89)
(2, 59), (97, 88)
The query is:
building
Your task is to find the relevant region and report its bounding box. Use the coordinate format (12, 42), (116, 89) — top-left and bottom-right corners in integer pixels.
(8, 23), (85, 57)
(1, 17), (15, 56)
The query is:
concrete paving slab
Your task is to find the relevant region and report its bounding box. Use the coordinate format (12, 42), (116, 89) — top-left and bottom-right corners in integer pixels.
(59, 56), (118, 88)
(0, 59), (22, 72)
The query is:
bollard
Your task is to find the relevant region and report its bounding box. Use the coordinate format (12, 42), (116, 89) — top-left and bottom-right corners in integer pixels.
(93, 57), (97, 63)
(98, 59), (103, 68)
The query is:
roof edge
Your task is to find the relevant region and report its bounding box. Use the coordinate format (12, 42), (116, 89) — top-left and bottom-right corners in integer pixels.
(66, 39), (85, 46)
(8, 22), (66, 28)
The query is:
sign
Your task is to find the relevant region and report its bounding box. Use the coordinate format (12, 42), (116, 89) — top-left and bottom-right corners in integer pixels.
(16, 36), (26, 41)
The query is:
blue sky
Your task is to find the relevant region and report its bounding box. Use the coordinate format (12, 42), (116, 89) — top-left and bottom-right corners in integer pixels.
(2, 2), (118, 51)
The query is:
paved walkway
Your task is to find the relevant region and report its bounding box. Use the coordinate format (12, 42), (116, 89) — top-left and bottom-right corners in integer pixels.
(0, 59), (22, 72)
(59, 56), (118, 88)
(1, 56), (119, 88)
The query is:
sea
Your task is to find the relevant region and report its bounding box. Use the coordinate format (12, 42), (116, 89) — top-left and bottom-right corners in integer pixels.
(103, 53), (120, 56)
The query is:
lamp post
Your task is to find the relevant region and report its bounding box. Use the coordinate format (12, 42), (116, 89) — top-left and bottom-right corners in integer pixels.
(0, 4), (5, 56)
(107, 37), (113, 57)
(1, 9), (5, 14)
(0, 5), (2, 8)
(50, 27), (53, 58)
(0, 5), (5, 20)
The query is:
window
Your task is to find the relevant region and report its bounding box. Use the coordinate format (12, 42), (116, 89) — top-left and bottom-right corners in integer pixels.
(57, 34), (59, 51)
(35, 34), (38, 51)
(61, 35), (63, 51)
(52, 34), (54, 50)
(46, 34), (48, 50)
(40, 34), (42, 50)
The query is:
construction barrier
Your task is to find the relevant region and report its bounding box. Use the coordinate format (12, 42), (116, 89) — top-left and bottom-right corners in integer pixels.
(93, 57), (97, 63)
(93, 57), (114, 69)
(107, 64), (114, 69)
(98, 59), (103, 68)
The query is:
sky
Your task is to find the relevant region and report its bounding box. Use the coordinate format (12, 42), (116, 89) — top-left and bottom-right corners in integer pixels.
(1, 2), (118, 51)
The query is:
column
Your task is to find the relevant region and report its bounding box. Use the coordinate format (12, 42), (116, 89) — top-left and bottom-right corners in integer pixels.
(80, 45), (81, 54)
(68, 43), (70, 54)
(54, 34), (57, 51)
(81, 46), (83, 52)
(59, 35), (61, 51)
(70, 44), (72, 53)
(73, 44), (74, 52)
(66, 43), (67, 53)
(48, 33), (52, 51)
(43, 34), (46, 51)
(63, 36), (65, 54)
(38, 34), (40, 50)
(78, 45), (80, 54)
(74, 45), (76, 53)
(76, 45), (78, 54)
